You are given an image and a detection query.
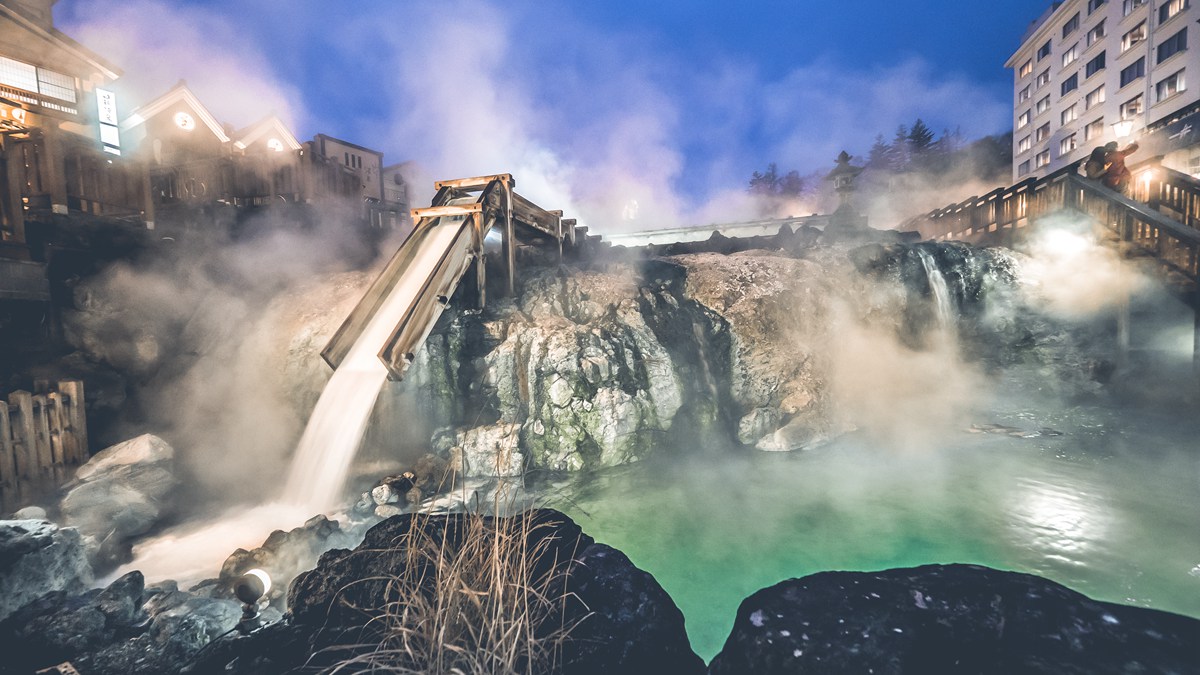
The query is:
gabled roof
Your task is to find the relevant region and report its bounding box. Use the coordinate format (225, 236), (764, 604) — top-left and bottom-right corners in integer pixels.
(120, 81), (230, 143)
(0, 4), (121, 80)
(232, 114), (301, 152)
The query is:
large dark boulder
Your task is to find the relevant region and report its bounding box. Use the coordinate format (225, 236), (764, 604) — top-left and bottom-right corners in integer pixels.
(708, 564), (1200, 675)
(193, 509), (703, 674)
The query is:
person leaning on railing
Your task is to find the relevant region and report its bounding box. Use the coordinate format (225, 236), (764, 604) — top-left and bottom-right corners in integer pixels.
(1101, 141), (1140, 194)
(1084, 146), (1109, 180)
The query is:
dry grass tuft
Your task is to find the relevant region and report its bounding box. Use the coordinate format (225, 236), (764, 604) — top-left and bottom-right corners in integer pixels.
(318, 508), (584, 675)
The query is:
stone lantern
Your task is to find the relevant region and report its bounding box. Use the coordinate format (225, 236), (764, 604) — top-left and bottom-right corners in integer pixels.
(825, 151), (866, 229)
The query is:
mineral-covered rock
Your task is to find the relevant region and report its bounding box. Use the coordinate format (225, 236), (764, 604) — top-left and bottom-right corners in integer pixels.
(60, 434), (179, 569)
(708, 564), (1200, 675)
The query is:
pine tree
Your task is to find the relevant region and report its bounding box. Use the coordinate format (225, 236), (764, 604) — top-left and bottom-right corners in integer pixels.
(867, 134), (890, 170)
(889, 125), (910, 171)
(748, 163), (780, 195)
(908, 118), (935, 157)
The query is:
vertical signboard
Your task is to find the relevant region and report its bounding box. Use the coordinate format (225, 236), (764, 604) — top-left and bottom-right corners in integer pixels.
(96, 88), (121, 155)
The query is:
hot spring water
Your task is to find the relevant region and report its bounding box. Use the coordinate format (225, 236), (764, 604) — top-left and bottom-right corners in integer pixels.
(550, 400), (1200, 660)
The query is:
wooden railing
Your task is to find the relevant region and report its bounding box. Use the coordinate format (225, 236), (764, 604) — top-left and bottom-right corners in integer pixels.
(901, 160), (1200, 294)
(0, 380), (88, 487)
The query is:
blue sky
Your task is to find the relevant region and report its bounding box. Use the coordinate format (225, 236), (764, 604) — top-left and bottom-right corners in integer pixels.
(57, 0), (1055, 226)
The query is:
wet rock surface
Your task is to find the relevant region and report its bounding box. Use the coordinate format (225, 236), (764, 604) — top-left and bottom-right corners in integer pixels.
(707, 564), (1200, 675)
(191, 509), (704, 674)
(0, 519), (92, 623)
(59, 433), (179, 569)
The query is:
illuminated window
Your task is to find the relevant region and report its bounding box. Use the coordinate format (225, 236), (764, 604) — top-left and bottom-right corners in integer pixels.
(0, 56), (37, 93)
(1123, 0), (1147, 15)
(1019, 84), (1032, 103)
(1060, 134), (1078, 155)
(1159, 0), (1189, 23)
(1035, 123), (1051, 142)
(1020, 59), (1033, 77)
(1036, 150), (1051, 167)
(1038, 40), (1052, 61)
(1122, 22), (1147, 52)
(1120, 94), (1143, 119)
(1120, 57), (1145, 87)
(1084, 117), (1105, 140)
(1037, 69), (1052, 88)
(1018, 110), (1031, 129)
(1061, 74), (1080, 96)
(1089, 0), (1107, 13)
(1062, 43), (1080, 67)
(1063, 13), (1081, 38)
(1085, 52), (1106, 77)
(1087, 20), (1107, 46)
(1086, 85), (1106, 108)
(0, 56), (76, 103)
(1062, 103), (1079, 124)
(1018, 135), (1033, 153)
(1037, 94), (1052, 114)
(1156, 69), (1186, 101)
(1157, 28), (1188, 63)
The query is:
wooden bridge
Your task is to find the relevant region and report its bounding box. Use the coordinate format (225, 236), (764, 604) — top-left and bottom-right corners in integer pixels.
(901, 157), (1200, 370)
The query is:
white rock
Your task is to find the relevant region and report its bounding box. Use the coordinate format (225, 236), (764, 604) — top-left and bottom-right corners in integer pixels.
(75, 433), (174, 482)
(11, 506), (47, 520)
(370, 484), (398, 505)
(374, 504), (404, 518)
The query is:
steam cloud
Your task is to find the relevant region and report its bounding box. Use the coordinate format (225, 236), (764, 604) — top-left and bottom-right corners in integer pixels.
(61, 0), (1010, 232)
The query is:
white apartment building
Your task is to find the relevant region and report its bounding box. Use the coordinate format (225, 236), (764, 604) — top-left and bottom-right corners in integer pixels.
(1007, 0), (1200, 181)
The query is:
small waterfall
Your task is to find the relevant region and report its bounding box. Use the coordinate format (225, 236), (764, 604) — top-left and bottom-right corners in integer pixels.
(917, 248), (955, 330)
(283, 216), (466, 512)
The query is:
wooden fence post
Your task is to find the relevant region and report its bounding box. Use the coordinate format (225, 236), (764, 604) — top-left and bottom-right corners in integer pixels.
(59, 379), (88, 464)
(0, 404), (13, 486)
(8, 392), (36, 478)
(31, 394), (52, 474)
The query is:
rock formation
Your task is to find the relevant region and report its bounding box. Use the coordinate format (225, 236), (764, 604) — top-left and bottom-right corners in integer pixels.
(708, 564), (1200, 674)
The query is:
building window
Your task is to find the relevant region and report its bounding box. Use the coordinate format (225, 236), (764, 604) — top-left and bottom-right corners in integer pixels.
(1037, 69), (1052, 88)
(1123, 0), (1147, 16)
(1020, 59), (1033, 77)
(1064, 12), (1081, 37)
(1038, 40), (1052, 60)
(1120, 94), (1143, 119)
(1156, 69), (1186, 101)
(1087, 20), (1107, 46)
(1061, 74), (1080, 96)
(1036, 150), (1051, 167)
(1120, 58), (1145, 87)
(1019, 84), (1032, 103)
(1062, 43), (1080, 67)
(1035, 123), (1051, 142)
(1085, 52), (1106, 77)
(1019, 159), (1032, 176)
(1037, 94), (1052, 114)
(1089, 0), (1107, 12)
(1060, 134), (1078, 155)
(1018, 109), (1031, 129)
(0, 56), (77, 103)
(1157, 27), (1188, 63)
(1159, 0), (1189, 24)
(1062, 103), (1080, 124)
(1018, 135), (1033, 153)
(1122, 22), (1147, 52)
(1085, 85), (1106, 108)
(1084, 117), (1105, 140)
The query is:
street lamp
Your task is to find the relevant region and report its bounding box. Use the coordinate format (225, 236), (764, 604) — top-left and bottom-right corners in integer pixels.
(1112, 119), (1135, 139)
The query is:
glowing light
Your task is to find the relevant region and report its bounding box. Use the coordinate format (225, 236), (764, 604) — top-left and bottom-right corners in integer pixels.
(1038, 229), (1091, 257)
(1112, 120), (1135, 139)
(174, 111), (195, 131)
(267, 138), (284, 152)
(246, 568), (272, 594)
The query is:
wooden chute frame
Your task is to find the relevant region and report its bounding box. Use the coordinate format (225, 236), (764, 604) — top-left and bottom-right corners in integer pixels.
(321, 173), (576, 380)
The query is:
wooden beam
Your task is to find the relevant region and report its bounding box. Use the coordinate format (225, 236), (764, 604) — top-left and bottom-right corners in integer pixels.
(411, 204), (483, 221)
(434, 174), (514, 191)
